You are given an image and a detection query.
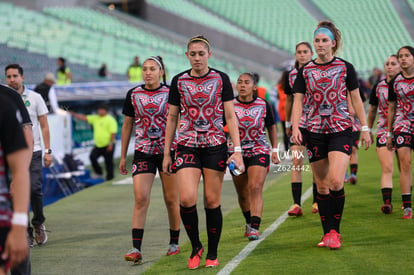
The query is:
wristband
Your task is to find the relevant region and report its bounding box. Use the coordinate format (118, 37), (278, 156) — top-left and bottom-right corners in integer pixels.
(234, 146), (242, 153)
(285, 121), (292, 128)
(272, 148), (279, 153)
(361, 126), (370, 132)
(11, 212), (28, 227)
(387, 132), (393, 138)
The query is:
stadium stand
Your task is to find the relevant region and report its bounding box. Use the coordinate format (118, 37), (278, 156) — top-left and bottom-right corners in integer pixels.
(191, 0), (414, 76)
(0, 43), (122, 84)
(0, 1), (280, 88)
(43, 6), (247, 82)
(146, 0), (274, 49)
(191, 0), (317, 54)
(311, 0), (414, 74)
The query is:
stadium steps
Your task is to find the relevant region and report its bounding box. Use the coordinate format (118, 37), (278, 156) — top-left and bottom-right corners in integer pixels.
(311, 0), (414, 75)
(146, 0), (274, 49)
(42, 6), (265, 83)
(0, 43), (123, 84)
(191, 0), (318, 54)
(394, 0), (414, 40)
(93, 3), (284, 81)
(92, 3), (283, 86)
(297, 0), (328, 21)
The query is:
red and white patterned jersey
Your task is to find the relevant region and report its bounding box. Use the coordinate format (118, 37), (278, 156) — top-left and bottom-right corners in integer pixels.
(228, 97), (275, 157)
(388, 73), (414, 134)
(285, 67), (309, 128)
(169, 68), (234, 148)
(123, 84), (175, 154)
(369, 79), (390, 138)
(293, 57), (359, 134)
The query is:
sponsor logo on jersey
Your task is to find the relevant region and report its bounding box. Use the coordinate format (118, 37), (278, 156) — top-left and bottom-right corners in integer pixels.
(175, 157), (183, 167)
(307, 149), (313, 159)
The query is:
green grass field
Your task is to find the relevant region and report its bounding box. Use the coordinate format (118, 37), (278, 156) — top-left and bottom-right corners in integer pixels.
(30, 146), (414, 274)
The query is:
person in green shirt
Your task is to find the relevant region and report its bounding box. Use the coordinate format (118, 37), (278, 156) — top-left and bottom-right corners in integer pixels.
(69, 104), (118, 180)
(56, 57), (72, 85)
(127, 56), (143, 83)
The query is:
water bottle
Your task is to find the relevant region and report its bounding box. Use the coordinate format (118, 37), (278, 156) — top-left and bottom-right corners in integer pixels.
(228, 160), (242, 176)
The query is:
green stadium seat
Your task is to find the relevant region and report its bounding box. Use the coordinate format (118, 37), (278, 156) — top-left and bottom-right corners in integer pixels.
(311, 0), (414, 74)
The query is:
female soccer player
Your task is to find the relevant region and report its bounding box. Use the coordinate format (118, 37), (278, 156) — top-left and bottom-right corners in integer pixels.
(368, 55), (400, 214)
(120, 56), (181, 264)
(291, 21), (371, 250)
(284, 41), (318, 216)
(230, 72), (280, 241)
(163, 35), (243, 269)
(387, 46), (414, 219)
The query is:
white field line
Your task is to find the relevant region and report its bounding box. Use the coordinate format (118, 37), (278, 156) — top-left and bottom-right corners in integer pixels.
(218, 186), (313, 275)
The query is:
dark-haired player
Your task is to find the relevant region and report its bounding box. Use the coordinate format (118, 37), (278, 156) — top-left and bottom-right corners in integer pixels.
(368, 55), (401, 214)
(284, 41), (318, 216)
(229, 72), (279, 241)
(120, 56), (181, 264)
(163, 35), (243, 269)
(387, 46), (414, 219)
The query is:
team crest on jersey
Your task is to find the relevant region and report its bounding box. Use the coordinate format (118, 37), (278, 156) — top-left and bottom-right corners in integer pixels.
(196, 85), (204, 92)
(397, 136), (404, 144)
(132, 164), (137, 173)
(175, 157), (183, 167)
(379, 137), (387, 144)
(25, 100), (30, 107)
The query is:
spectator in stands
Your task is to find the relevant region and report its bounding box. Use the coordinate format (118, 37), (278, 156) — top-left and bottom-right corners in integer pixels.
(162, 35), (243, 269)
(0, 93), (31, 274)
(291, 21), (371, 250)
(34, 73), (59, 114)
(229, 72), (279, 241)
(98, 63), (109, 78)
(5, 64), (52, 248)
(56, 57), (72, 85)
(386, 46), (414, 219)
(120, 56), (181, 265)
(358, 75), (371, 100)
(127, 56), (143, 83)
(367, 67), (383, 90)
(69, 104), (118, 181)
(284, 41), (318, 216)
(367, 54), (401, 214)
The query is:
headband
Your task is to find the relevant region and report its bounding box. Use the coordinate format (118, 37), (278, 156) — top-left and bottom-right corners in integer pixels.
(146, 56), (163, 70)
(188, 37), (210, 47)
(314, 27), (335, 41)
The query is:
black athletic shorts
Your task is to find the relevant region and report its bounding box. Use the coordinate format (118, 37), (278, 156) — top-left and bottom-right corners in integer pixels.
(352, 131), (361, 148)
(395, 132), (414, 149)
(376, 135), (394, 148)
(239, 154), (270, 175)
(306, 128), (353, 163)
(0, 227), (10, 273)
(289, 127), (307, 147)
(175, 143), (228, 172)
(132, 150), (175, 175)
